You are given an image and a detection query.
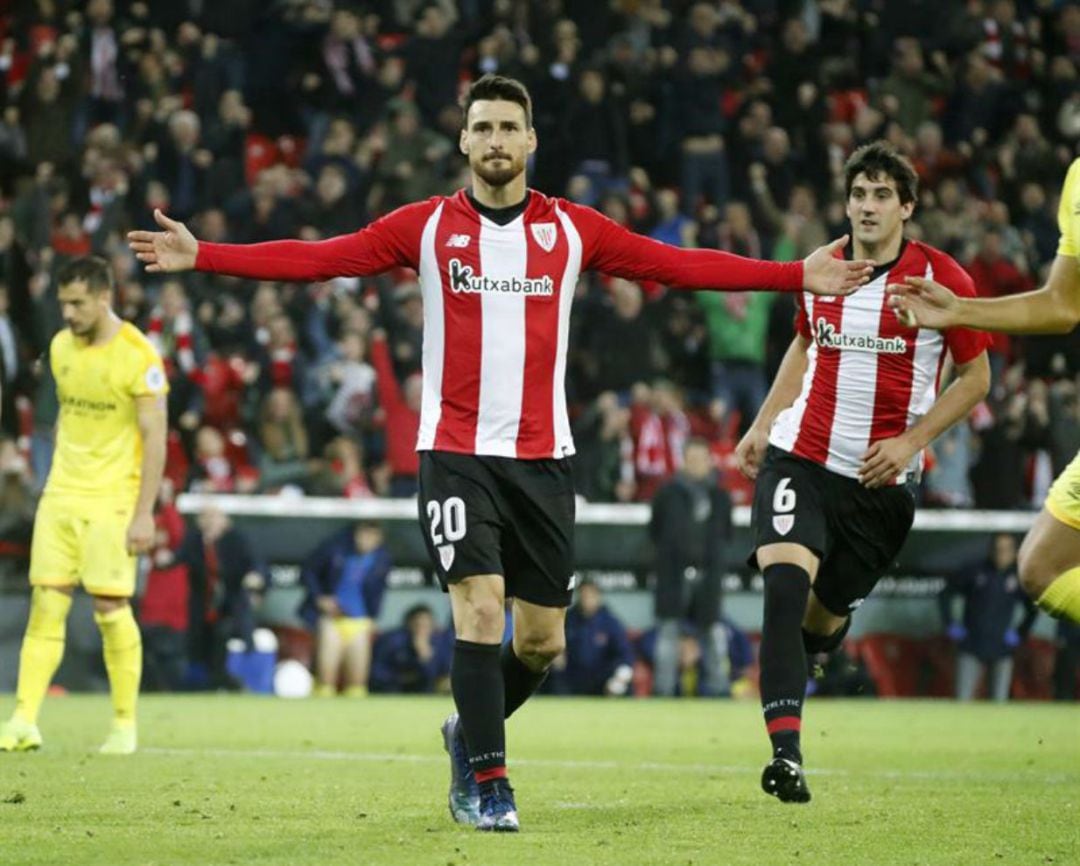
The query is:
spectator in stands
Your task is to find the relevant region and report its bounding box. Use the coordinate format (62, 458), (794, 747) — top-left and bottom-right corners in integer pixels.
(559, 581), (635, 697)
(370, 100), (452, 212)
(317, 329), (377, 442)
(298, 520), (391, 697)
(188, 425), (236, 493)
(972, 376), (1047, 510)
(178, 506), (262, 690)
(698, 286), (773, 436)
(256, 387), (315, 492)
(675, 44), (730, 215)
(0, 437), (34, 586)
(637, 619), (751, 698)
(631, 380), (690, 502)
(583, 278), (662, 397)
(1048, 377), (1080, 479)
(310, 435), (373, 499)
(370, 329), (420, 496)
(138, 480), (190, 692)
(147, 280), (206, 446)
(924, 418), (978, 508)
(571, 392), (635, 503)
(649, 437), (732, 697)
(939, 533), (1038, 702)
(370, 603), (451, 694)
(880, 38), (952, 136)
(563, 67), (629, 202)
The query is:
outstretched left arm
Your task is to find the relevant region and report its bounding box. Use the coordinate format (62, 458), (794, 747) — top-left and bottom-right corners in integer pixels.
(859, 353), (991, 489)
(568, 203), (872, 296)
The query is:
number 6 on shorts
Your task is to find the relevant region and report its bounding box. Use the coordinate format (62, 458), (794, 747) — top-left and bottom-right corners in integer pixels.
(773, 477), (796, 514)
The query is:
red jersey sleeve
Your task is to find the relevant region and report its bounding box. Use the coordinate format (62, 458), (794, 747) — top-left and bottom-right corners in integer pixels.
(926, 248), (991, 365)
(195, 198), (438, 282)
(562, 201), (803, 292)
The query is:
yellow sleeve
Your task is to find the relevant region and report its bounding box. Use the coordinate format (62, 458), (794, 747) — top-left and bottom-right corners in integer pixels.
(126, 333), (170, 399)
(48, 332), (65, 385)
(1056, 159), (1080, 258)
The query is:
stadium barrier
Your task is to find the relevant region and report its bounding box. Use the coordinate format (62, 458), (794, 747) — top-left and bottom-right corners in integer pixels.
(0, 496), (1053, 694)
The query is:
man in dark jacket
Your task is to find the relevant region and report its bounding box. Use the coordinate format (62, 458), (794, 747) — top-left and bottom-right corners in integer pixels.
(939, 532), (1038, 702)
(298, 520), (391, 697)
(177, 507), (262, 689)
(562, 582), (635, 696)
(650, 437), (733, 696)
(370, 604), (451, 694)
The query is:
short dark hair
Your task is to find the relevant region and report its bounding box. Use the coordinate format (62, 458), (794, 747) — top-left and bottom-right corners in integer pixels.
(56, 256), (114, 294)
(843, 141), (919, 206)
(461, 74), (532, 128)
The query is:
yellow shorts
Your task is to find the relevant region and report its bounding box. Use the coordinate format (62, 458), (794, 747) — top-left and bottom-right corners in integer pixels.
(29, 495), (138, 597)
(331, 616), (374, 643)
(1046, 451), (1080, 531)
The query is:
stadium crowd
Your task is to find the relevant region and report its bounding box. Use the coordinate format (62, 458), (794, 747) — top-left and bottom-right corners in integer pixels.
(0, 0), (1079, 511)
(1, 2), (1080, 699)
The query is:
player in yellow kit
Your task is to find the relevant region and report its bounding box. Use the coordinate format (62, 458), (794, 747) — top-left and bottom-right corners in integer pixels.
(0, 257), (168, 755)
(888, 159), (1080, 624)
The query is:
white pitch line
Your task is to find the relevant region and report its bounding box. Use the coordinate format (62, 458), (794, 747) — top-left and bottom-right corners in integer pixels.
(142, 747), (1077, 785)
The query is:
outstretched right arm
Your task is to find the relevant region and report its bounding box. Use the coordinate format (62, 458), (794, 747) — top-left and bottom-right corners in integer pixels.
(889, 160), (1080, 334)
(127, 201), (435, 281)
(890, 254), (1080, 335)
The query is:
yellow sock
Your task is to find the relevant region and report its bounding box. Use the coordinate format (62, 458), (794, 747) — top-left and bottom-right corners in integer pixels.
(1037, 566), (1080, 624)
(14, 587), (73, 725)
(94, 605), (142, 724)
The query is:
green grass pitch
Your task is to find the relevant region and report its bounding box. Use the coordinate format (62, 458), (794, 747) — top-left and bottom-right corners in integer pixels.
(0, 695), (1076, 865)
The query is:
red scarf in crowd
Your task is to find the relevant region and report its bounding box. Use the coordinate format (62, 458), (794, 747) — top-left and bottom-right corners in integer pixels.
(148, 306), (203, 384)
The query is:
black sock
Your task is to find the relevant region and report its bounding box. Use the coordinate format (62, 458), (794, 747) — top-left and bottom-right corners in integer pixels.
(502, 643), (548, 718)
(451, 639), (506, 780)
(802, 615), (851, 655)
(759, 563), (812, 764)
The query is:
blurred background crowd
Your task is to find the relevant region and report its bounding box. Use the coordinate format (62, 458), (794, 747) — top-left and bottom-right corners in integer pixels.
(1, 0), (1079, 699)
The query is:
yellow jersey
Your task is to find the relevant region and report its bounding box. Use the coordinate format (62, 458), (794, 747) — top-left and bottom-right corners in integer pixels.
(45, 320), (168, 502)
(1056, 157), (1080, 258)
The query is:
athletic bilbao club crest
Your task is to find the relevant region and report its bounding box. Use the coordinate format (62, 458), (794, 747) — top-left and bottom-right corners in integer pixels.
(531, 222), (557, 252)
(772, 514), (794, 536)
(438, 544), (456, 571)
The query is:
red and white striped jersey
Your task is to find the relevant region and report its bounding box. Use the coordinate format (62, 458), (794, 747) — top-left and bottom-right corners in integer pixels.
(769, 240), (988, 482)
(196, 189), (805, 459)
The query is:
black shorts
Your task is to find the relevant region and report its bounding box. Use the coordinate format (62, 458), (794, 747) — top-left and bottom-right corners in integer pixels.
(749, 446), (916, 617)
(418, 450), (576, 608)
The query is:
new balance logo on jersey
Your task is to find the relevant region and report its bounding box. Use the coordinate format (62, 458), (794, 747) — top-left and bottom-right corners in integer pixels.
(447, 258), (555, 296)
(446, 233), (471, 248)
(814, 318), (907, 354)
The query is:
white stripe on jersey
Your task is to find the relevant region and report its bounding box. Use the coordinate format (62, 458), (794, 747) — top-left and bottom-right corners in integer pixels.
(769, 340), (816, 454)
(825, 279), (883, 475)
(475, 216), (528, 456)
(905, 261), (947, 477)
(552, 205), (582, 458)
(416, 202), (445, 451)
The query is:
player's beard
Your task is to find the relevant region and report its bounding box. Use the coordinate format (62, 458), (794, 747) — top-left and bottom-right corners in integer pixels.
(473, 153), (524, 188)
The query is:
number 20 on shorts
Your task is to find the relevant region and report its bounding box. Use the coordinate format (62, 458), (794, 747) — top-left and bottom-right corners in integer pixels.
(427, 496), (467, 545)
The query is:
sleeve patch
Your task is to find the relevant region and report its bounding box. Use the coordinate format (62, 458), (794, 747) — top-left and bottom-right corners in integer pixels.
(145, 365), (166, 392)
